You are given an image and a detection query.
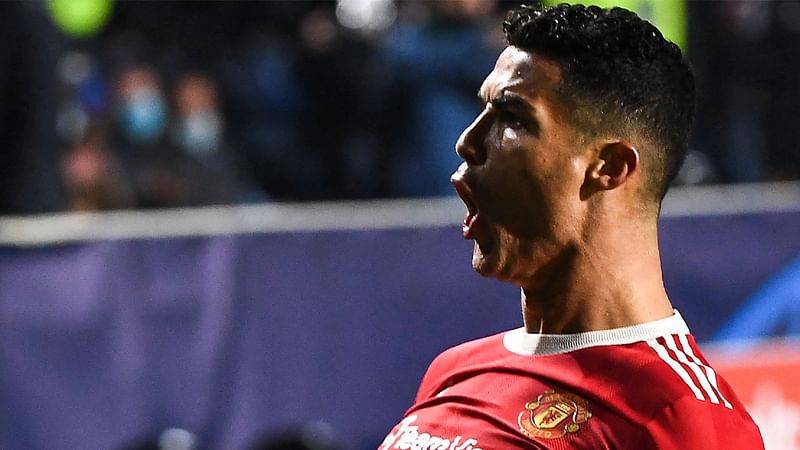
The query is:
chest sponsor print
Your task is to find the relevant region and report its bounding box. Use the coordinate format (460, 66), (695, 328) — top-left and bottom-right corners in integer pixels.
(380, 415), (483, 450)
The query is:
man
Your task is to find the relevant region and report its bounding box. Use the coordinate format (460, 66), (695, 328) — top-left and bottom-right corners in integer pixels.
(381, 3), (764, 449)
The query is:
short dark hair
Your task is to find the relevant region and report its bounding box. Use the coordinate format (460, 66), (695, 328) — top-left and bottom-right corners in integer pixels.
(503, 3), (695, 203)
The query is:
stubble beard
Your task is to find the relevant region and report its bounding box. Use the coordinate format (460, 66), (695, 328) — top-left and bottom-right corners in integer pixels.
(471, 237), (510, 280)
(471, 232), (549, 289)
(471, 241), (493, 275)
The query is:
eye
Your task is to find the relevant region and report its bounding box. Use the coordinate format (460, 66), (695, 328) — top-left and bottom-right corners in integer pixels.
(499, 110), (525, 130)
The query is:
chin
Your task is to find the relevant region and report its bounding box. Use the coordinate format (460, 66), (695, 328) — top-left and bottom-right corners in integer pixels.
(471, 241), (533, 287)
(471, 242), (501, 278)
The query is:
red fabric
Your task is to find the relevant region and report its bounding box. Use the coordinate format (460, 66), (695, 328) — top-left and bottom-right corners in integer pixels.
(380, 333), (764, 450)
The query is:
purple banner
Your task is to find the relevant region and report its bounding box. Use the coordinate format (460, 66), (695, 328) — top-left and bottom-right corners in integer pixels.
(1, 210), (799, 450)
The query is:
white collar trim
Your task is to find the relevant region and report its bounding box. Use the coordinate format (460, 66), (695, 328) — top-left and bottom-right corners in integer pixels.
(502, 310), (690, 356)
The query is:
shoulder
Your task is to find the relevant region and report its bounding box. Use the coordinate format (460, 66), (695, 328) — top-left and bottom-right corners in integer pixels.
(638, 334), (735, 406)
(414, 330), (509, 402)
(584, 334), (737, 407)
(591, 334), (742, 412)
(569, 333), (764, 448)
(642, 394), (764, 449)
(630, 335), (765, 449)
(423, 330), (508, 375)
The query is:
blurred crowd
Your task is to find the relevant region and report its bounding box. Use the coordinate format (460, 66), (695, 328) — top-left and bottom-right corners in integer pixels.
(0, 0), (799, 214)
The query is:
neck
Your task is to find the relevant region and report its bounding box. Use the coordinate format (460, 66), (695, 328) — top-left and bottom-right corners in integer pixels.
(520, 218), (673, 334)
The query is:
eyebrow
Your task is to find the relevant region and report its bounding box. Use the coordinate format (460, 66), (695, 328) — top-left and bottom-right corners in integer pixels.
(478, 89), (534, 114)
(477, 89), (540, 134)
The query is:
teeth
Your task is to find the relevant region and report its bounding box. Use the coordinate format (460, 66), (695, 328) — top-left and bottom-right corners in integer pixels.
(453, 179), (478, 237)
(462, 211), (479, 238)
(467, 213), (477, 228)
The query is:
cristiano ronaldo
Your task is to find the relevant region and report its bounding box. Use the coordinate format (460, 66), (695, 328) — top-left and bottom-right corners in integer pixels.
(381, 3), (764, 449)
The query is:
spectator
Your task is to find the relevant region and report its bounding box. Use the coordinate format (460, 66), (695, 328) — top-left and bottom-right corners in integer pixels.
(4, 0), (800, 214)
(111, 64), (190, 208)
(170, 71), (263, 205)
(380, 0), (501, 196)
(296, 7), (380, 199)
(62, 125), (134, 210)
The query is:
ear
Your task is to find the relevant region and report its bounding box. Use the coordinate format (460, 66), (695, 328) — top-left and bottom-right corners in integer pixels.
(582, 141), (639, 196)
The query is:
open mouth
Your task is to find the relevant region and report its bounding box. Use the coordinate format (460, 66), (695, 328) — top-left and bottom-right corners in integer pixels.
(451, 177), (480, 240)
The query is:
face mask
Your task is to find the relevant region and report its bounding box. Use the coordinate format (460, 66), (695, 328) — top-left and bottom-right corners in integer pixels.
(119, 88), (167, 143)
(175, 111), (222, 157)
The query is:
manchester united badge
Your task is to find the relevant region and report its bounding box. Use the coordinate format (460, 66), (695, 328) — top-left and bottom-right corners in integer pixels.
(518, 390), (592, 440)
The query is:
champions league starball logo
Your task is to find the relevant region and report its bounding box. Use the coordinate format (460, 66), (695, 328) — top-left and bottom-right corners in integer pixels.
(518, 390), (593, 440)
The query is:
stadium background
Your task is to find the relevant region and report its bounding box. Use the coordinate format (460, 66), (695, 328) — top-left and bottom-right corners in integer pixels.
(0, 1), (798, 449)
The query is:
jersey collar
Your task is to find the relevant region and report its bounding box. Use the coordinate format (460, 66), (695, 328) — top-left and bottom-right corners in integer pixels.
(502, 310), (690, 356)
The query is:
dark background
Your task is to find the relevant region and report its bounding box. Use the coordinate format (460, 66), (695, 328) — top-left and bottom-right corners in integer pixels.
(1, 0), (799, 214)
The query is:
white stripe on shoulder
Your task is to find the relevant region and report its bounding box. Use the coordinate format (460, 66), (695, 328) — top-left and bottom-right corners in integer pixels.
(646, 338), (705, 401)
(662, 335), (720, 404)
(678, 334), (734, 409)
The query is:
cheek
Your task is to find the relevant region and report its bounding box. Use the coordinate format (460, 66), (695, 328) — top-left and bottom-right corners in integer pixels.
(489, 230), (556, 284)
(492, 166), (574, 243)
(486, 180), (548, 240)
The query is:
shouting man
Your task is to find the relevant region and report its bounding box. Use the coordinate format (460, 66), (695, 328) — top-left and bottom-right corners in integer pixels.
(382, 3), (764, 449)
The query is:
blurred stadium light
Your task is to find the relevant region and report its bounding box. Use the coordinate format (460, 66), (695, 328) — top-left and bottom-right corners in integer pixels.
(545, 0), (687, 48)
(335, 0), (397, 34)
(47, 0), (113, 38)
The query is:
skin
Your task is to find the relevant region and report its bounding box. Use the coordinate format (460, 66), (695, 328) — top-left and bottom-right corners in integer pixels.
(451, 46), (674, 334)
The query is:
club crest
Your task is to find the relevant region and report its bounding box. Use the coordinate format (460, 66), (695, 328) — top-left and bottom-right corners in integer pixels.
(518, 390), (592, 440)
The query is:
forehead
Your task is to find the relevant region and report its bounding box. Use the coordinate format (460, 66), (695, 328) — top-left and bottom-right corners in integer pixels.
(479, 46), (563, 103)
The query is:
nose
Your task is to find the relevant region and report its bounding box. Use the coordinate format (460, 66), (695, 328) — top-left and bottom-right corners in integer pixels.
(455, 111), (488, 166)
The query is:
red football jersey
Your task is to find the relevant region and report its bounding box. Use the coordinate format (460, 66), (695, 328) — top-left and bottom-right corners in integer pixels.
(381, 312), (764, 449)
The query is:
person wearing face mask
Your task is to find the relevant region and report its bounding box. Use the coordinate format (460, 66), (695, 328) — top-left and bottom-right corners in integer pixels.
(116, 66), (168, 145)
(111, 64), (192, 208)
(171, 73), (224, 158)
(167, 71), (262, 205)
